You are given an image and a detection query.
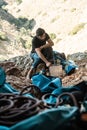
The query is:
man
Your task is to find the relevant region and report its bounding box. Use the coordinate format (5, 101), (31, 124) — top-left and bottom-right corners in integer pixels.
(26, 28), (54, 82)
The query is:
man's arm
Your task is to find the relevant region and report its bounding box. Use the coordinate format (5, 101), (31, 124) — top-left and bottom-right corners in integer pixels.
(35, 38), (54, 67)
(40, 38), (54, 49)
(35, 48), (51, 67)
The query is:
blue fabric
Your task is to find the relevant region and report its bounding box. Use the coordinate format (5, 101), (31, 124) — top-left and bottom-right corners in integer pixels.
(10, 106), (78, 130)
(0, 106), (78, 130)
(0, 83), (19, 94)
(30, 53), (42, 68)
(53, 52), (78, 74)
(0, 67), (18, 94)
(0, 67), (6, 86)
(30, 51), (78, 74)
(52, 86), (81, 96)
(64, 60), (77, 74)
(0, 126), (10, 130)
(0, 83), (33, 98)
(0, 67), (19, 94)
(0, 69), (82, 130)
(0, 67), (32, 96)
(31, 73), (82, 105)
(32, 73), (62, 93)
(47, 86), (81, 104)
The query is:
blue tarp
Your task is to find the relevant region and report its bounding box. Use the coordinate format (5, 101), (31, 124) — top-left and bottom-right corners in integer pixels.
(0, 67), (87, 130)
(0, 67), (18, 94)
(0, 106), (78, 130)
(53, 51), (78, 74)
(0, 67), (32, 96)
(0, 83), (19, 94)
(32, 73), (62, 93)
(0, 67), (6, 86)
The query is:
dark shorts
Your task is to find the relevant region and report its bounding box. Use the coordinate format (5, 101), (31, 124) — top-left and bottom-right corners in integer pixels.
(30, 47), (54, 68)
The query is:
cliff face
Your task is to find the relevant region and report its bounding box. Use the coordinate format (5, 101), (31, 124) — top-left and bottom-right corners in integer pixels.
(0, 2), (87, 127)
(0, 0), (87, 61)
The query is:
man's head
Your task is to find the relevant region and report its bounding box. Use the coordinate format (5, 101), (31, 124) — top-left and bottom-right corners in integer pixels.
(36, 28), (46, 40)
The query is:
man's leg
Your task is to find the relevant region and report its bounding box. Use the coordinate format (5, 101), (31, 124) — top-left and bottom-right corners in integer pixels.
(26, 53), (41, 80)
(42, 47), (54, 63)
(26, 67), (34, 80)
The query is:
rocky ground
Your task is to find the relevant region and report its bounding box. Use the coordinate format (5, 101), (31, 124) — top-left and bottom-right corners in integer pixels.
(62, 59), (87, 87)
(0, 52), (87, 95)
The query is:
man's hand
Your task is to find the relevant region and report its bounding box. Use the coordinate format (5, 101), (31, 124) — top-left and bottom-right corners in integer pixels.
(35, 48), (52, 67)
(46, 62), (52, 67)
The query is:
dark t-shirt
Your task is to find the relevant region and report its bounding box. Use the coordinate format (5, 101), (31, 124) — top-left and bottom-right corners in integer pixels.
(31, 33), (50, 53)
(31, 33), (53, 62)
